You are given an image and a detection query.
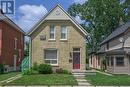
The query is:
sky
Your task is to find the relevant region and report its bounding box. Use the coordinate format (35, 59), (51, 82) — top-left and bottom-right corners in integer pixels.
(5, 0), (87, 33)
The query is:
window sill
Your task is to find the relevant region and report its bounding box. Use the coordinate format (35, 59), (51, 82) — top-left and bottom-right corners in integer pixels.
(48, 39), (56, 41)
(60, 39), (67, 41)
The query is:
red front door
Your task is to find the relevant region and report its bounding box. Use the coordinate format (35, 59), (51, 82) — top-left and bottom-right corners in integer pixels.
(73, 52), (80, 69)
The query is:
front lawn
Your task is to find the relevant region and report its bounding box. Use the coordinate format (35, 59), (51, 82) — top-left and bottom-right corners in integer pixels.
(0, 72), (20, 82)
(86, 72), (130, 86)
(6, 74), (78, 86)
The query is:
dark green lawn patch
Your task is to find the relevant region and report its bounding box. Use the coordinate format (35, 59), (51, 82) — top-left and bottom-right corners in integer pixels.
(0, 72), (20, 82)
(86, 72), (130, 86)
(6, 74), (78, 86)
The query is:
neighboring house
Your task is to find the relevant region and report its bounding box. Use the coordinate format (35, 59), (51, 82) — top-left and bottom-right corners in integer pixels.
(28, 4), (88, 71)
(89, 52), (102, 69)
(100, 22), (130, 74)
(89, 47), (106, 70)
(0, 10), (25, 72)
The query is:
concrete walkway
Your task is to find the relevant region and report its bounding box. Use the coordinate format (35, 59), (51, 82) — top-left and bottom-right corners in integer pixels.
(96, 70), (113, 76)
(0, 74), (22, 84)
(76, 78), (91, 86)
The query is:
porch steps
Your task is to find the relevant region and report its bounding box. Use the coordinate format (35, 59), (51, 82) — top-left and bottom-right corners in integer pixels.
(72, 70), (92, 86)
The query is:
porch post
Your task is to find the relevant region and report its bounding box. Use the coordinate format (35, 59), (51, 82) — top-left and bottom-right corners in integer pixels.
(113, 56), (116, 73)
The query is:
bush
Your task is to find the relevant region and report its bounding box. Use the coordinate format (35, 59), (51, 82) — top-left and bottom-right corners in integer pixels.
(22, 69), (33, 75)
(56, 68), (71, 74)
(32, 62), (38, 71)
(38, 64), (53, 74)
(0, 64), (4, 74)
(22, 68), (39, 75)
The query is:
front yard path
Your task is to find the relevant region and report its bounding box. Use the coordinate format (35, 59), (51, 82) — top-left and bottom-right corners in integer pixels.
(0, 72), (20, 82)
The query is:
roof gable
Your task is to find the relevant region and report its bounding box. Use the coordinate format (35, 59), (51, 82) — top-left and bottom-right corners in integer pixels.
(45, 6), (70, 20)
(28, 4), (88, 36)
(101, 21), (130, 45)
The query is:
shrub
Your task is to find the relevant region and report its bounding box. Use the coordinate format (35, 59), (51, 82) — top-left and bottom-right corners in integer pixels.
(32, 62), (38, 71)
(0, 64), (4, 74)
(38, 64), (53, 74)
(56, 68), (71, 74)
(22, 69), (33, 75)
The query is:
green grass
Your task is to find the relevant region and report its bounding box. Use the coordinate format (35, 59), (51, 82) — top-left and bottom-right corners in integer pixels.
(0, 72), (20, 81)
(86, 72), (130, 86)
(6, 74), (78, 86)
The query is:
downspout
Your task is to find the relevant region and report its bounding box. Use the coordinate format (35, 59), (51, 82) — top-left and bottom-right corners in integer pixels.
(29, 37), (32, 69)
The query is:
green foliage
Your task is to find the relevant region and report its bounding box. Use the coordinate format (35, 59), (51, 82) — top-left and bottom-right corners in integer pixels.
(68, 0), (130, 52)
(0, 64), (4, 74)
(22, 69), (38, 75)
(56, 68), (71, 74)
(38, 64), (53, 74)
(32, 62), (38, 71)
(22, 69), (33, 75)
(24, 41), (29, 57)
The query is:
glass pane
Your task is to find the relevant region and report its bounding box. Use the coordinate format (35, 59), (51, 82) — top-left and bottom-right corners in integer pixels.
(61, 33), (66, 39)
(116, 57), (124, 66)
(50, 34), (54, 39)
(45, 60), (50, 64)
(51, 60), (57, 64)
(61, 26), (66, 39)
(45, 50), (57, 59)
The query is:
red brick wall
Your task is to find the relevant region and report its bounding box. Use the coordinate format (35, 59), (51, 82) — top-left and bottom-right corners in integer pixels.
(0, 20), (24, 68)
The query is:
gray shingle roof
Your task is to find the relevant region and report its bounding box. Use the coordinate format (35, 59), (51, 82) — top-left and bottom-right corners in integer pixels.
(101, 21), (130, 45)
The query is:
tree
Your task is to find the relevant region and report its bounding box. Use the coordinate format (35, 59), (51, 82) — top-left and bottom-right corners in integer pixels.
(68, 0), (130, 53)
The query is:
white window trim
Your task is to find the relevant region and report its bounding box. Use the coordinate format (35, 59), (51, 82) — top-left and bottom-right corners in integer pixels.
(14, 38), (17, 50)
(49, 26), (56, 41)
(60, 26), (67, 41)
(44, 49), (58, 66)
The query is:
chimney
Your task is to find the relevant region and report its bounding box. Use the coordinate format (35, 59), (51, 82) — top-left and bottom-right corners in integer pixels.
(119, 17), (124, 26)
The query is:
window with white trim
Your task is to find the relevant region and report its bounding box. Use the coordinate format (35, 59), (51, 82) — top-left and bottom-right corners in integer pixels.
(49, 26), (55, 40)
(61, 26), (67, 40)
(44, 49), (58, 65)
(116, 57), (124, 66)
(14, 38), (17, 50)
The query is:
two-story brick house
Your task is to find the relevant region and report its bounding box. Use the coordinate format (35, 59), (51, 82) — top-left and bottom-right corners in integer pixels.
(100, 22), (130, 74)
(0, 10), (25, 72)
(28, 4), (88, 71)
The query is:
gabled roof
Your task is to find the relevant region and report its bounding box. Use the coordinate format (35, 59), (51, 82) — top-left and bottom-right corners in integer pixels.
(28, 4), (88, 36)
(101, 21), (130, 45)
(0, 9), (25, 34)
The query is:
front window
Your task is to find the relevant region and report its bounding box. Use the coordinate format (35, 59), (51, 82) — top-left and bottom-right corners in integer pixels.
(49, 26), (55, 40)
(61, 26), (67, 40)
(116, 57), (124, 66)
(44, 49), (58, 65)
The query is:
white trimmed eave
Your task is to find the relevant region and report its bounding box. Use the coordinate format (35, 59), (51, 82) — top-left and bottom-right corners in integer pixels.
(28, 4), (88, 36)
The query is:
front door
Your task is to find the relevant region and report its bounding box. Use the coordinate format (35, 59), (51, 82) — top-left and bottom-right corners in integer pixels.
(73, 48), (80, 69)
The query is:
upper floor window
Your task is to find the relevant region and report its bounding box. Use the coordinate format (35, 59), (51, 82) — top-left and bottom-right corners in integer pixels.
(61, 26), (67, 40)
(14, 38), (17, 50)
(49, 26), (55, 40)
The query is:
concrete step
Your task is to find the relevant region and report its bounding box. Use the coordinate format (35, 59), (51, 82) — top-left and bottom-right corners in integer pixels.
(78, 82), (91, 86)
(76, 79), (87, 82)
